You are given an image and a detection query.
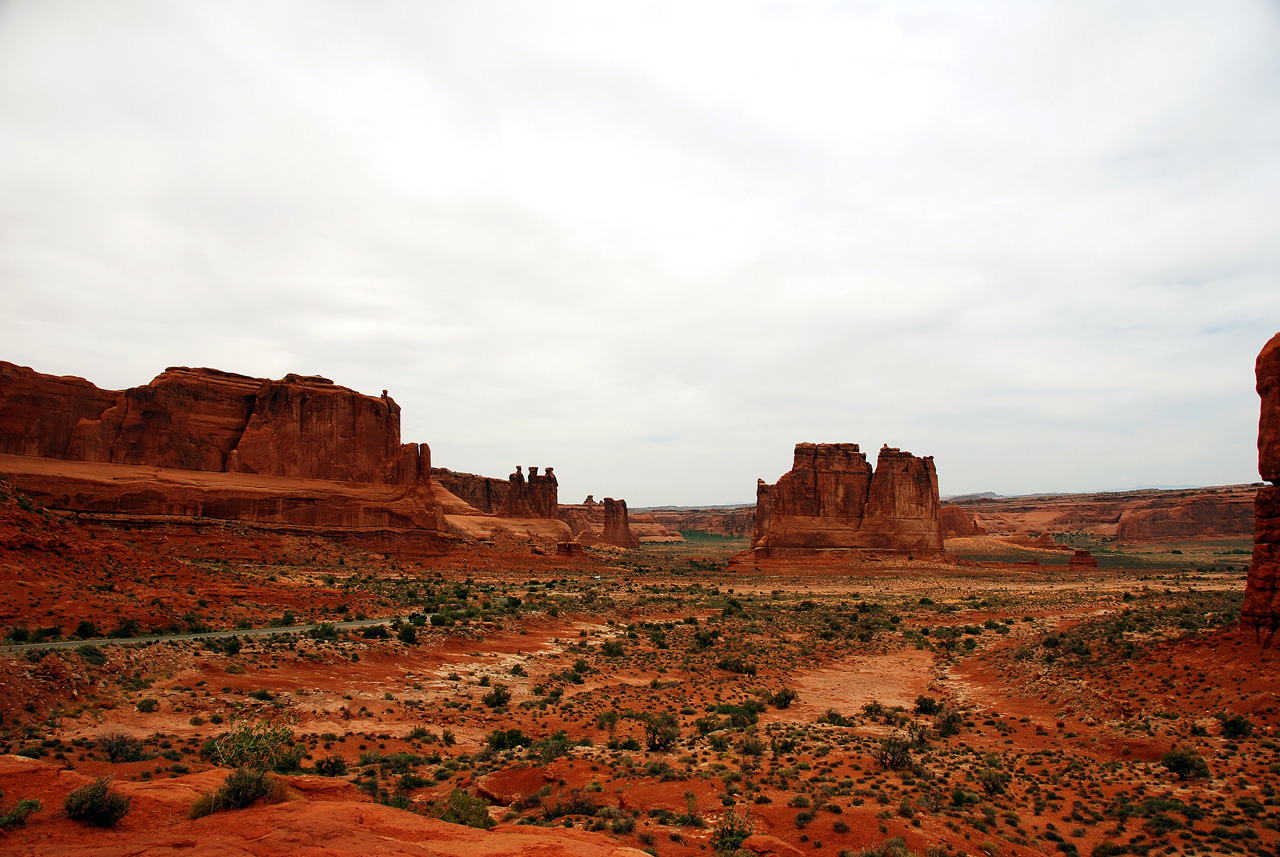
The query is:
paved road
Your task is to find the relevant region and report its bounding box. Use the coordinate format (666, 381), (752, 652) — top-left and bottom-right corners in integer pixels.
(1, 616), (409, 654)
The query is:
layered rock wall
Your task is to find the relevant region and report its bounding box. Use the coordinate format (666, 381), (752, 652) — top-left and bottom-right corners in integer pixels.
(431, 468), (510, 514)
(1, 363), (428, 486)
(495, 466), (559, 519)
(752, 442), (942, 555)
(1244, 332), (1280, 645)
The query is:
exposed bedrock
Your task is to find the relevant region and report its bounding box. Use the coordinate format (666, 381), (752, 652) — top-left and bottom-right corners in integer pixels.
(1244, 332), (1280, 645)
(752, 442), (942, 556)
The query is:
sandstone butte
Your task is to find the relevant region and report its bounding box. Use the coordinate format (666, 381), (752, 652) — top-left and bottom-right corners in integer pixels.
(1243, 331), (1280, 645)
(0, 361), (650, 551)
(751, 442), (942, 558)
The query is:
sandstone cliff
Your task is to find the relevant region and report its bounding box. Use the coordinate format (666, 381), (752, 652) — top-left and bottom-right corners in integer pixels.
(752, 443), (942, 556)
(1, 363), (428, 485)
(940, 505), (987, 539)
(1244, 332), (1280, 645)
(0, 362), (441, 534)
(1116, 491), (1255, 542)
(431, 467), (510, 514)
(602, 497), (641, 549)
(645, 507), (755, 538)
(558, 496), (647, 548)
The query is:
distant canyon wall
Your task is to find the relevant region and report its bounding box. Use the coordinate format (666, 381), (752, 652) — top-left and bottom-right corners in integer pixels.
(752, 442), (942, 556)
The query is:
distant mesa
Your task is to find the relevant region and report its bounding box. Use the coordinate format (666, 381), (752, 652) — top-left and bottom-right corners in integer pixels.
(1243, 331), (1280, 645)
(751, 442), (943, 558)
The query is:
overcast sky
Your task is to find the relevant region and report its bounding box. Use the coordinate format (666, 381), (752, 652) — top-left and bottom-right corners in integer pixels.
(2, 2), (1278, 506)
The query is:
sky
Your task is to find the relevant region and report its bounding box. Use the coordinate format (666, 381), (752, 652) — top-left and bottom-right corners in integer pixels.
(1, 1), (1279, 507)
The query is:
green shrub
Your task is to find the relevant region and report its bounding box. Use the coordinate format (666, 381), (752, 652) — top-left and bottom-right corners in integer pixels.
(711, 809), (753, 853)
(643, 712), (679, 751)
(1219, 713), (1253, 739)
(1160, 748), (1210, 780)
(434, 789), (493, 829)
(189, 768), (282, 818)
(0, 794), (41, 828)
(136, 698), (159, 713)
(208, 719), (295, 770)
(97, 732), (144, 763)
(314, 755), (348, 777)
(65, 777), (131, 827)
(482, 683), (511, 709)
(76, 644), (106, 666)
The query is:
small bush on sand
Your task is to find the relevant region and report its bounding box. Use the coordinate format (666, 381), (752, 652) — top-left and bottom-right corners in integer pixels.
(65, 777), (131, 827)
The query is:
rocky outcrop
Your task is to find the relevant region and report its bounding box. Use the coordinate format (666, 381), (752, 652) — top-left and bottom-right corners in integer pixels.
(1068, 549), (1099, 568)
(1, 363), (429, 485)
(558, 497), (647, 548)
(647, 507), (756, 538)
(495, 466), (558, 519)
(431, 468), (510, 514)
(0, 362), (441, 533)
(1244, 332), (1280, 645)
(602, 497), (641, 549)
(1260, 332), (1280, 484)
(1116, 491), (1254, 542)
(940, 505), (987, 539)
(752, 443), (942, 556)
(948, 485), (1258, 541)
(0, 362), (121, 459)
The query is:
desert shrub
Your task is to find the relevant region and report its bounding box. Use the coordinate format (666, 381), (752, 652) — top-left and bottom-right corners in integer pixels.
(482, 683), (511, 708)
(770, 687), (798, 709)
(361, 624), (390, 640)
(76, 644), (106, 666)
(1219, 713), (1253, 739)
(434, 788), (493, 829)
(711, 809), (753, 854)
(643, 712), (680, 752)
(935, 709), (963, 738)
(208, 719), (295, 770)
(486, 728), (532, 751)
(977, 767), (1010, 796)
(601, 640), (625, 657)
(397, 624), (418, 645)
(0, 792), (41, 828)
(1160, 748), (1210, 780)
(65, 777), (131, 827)
(97, 732), (144, 763)
(189, 768), (282, 818)
(874, 733), (912, 770)
(309, 623), (339, 641)
(136, 698), (159, 713)
(75, 620), (97, 639)
(914, 696), (939, 715)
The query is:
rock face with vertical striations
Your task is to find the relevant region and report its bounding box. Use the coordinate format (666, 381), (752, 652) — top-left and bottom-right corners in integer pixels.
(1244, 332), (1280, 645)
(601, 497), (641, 549)
(0, 362), (441, 534)
(752, 442), (942, 557)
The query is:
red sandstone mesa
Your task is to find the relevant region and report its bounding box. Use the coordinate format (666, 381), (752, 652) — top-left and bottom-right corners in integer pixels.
(752, 442), (942, 556)
(1244, 332), (1280, 644)
(0, 362), (440, 532)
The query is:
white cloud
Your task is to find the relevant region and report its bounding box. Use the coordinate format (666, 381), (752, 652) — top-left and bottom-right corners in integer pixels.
(1, 0), (1278, 505)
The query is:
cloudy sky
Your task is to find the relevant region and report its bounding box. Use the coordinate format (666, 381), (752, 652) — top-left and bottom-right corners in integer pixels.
(2, 2), (1278, 506)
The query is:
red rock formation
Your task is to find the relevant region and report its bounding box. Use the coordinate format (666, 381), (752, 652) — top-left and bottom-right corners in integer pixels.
(0, 362), (121, 459)
(0, 362), (441, 533)
(1260, 332), (1280, 484)
(647, 507), (755, 538)
(939, 505), (987, 539)
(1116, 491), (1254, 542)
(752, 442), (942, 556)
(947, 485), (1257, 541)
(1068, 549), (1099, 568)
(1244, 332), (1280, 645)
(431, 467), (510, 513)
(558, 497), (647, 547)
(602, 497), (640, 549)
(493, 465), (559, 519)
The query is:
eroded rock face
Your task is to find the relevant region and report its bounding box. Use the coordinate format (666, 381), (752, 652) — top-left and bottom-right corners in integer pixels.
(1260, 332), (1280, 484)
(1244, 332), (1280, 645)
(0, 362), (122, 459)
(752, 443), (942, 555)
(1, 364), (426, 485)
(431, 468), (510, 513)
(1116, 492), (1254, 542)
(602, 497), (640, 549)
(939, 505), (986, 540)
(495, 466), (559, 519)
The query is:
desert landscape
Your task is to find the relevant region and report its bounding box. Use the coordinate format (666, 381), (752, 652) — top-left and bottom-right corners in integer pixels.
(0, 334), (1275, 857)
